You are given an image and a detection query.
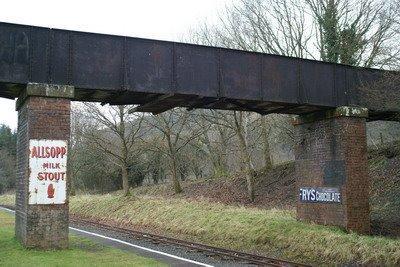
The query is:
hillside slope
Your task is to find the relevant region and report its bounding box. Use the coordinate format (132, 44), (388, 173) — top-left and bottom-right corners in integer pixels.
(2, 193), (398, 265)
(134, 147), (400, 237)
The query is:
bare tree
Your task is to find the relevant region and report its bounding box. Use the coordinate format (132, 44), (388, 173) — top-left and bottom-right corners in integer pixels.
(187, 0), (309, 200)
(198, 110), (260, 201)
(306, 0), (400, 68)
(233, 111), (257, 201)
(190, 0), (313, 57)
(195, 110), (233, 177)
(78, 103), (144, 196)
(259, 116), (273, 167)
(69, 107), (87, 195)
(144, 109), (208, 194)
(185, 0), (400, 202)
(190, 0), (399, 68)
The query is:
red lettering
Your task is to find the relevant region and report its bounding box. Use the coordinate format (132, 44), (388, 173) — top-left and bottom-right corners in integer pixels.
(31, 147), (37, 158)
(31, 146), (68, 158)
(36, 172), (66, 181)
(61, 147), (67, 158)
(56, 147), (61, 158)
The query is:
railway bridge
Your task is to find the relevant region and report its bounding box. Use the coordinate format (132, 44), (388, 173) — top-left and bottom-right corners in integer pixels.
(0, 22), (399, 249)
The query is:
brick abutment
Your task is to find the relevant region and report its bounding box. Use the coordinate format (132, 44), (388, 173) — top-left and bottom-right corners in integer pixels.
(294, 107), (370, 234)
(15, 83), (73, 249)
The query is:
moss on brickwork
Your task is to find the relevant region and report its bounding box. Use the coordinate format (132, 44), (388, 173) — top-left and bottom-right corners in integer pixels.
(293, 106), (368, 125)
(16, 83), (75, 110)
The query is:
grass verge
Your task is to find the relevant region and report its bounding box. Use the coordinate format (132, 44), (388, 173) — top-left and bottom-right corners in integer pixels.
(0, 194), (14, 206)
(2, 193), (400, 265)
(0, 209), (165, 267)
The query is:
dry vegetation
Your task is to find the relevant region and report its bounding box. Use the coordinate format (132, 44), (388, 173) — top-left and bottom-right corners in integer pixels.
(47, 195), (400, 265)
(1, 189), (400, 265)
(1, 142), (399, 266)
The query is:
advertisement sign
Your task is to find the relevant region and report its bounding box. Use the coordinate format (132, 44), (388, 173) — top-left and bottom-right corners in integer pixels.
(299, 187), (341, 204)
(28, 139), (67, 205)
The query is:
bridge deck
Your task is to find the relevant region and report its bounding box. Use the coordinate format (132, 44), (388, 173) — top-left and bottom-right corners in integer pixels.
(0, 22), (398, 119)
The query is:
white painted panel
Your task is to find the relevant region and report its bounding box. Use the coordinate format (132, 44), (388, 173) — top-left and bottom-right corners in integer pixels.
(28, 139), (68, 205)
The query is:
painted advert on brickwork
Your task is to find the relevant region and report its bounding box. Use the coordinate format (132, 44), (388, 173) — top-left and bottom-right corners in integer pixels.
(28, 140), (67, 205)
(299, 187), (341, 204)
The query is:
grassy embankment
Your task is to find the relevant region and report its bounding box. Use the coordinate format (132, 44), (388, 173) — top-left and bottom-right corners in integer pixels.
(1, 193), (400, 266)
(0, 209), (165, 266)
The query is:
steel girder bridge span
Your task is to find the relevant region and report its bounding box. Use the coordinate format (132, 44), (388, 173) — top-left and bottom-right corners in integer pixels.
(0, 22), (399, 249)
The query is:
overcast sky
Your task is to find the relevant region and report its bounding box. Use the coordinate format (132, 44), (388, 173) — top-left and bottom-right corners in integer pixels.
(0, 0), (230, 130)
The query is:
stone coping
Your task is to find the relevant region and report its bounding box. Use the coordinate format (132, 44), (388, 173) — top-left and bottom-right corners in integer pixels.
(293, 106), (369, 125)
(16, 83), (75, 111)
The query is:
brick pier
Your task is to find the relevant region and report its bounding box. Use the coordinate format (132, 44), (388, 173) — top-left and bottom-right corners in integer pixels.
(15, 83), (73, 249)
(294, 107), (370, 234)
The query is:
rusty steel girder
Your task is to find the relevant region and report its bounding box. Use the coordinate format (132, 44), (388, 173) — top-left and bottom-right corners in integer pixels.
(0, 22), (398, 119)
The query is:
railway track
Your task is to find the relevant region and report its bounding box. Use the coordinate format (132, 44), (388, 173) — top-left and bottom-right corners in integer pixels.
(1, 205), (309, 266)
(70, 217), (309, 267)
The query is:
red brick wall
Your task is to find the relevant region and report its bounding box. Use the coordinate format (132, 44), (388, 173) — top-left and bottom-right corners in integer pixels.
(15, 96), (70, 249)
(295, 116), (370, 234)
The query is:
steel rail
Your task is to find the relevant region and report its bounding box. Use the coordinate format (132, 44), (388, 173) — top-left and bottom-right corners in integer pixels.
(69, 216), (310, 267)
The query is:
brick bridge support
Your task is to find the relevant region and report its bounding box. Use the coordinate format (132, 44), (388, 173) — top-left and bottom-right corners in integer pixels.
(294, 106), (370, 234)
(15, 83), (74, 249)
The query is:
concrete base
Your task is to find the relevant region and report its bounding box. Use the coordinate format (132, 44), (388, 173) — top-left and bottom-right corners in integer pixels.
(294, 107), (371, 234)
(15, 83), (73, 249)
